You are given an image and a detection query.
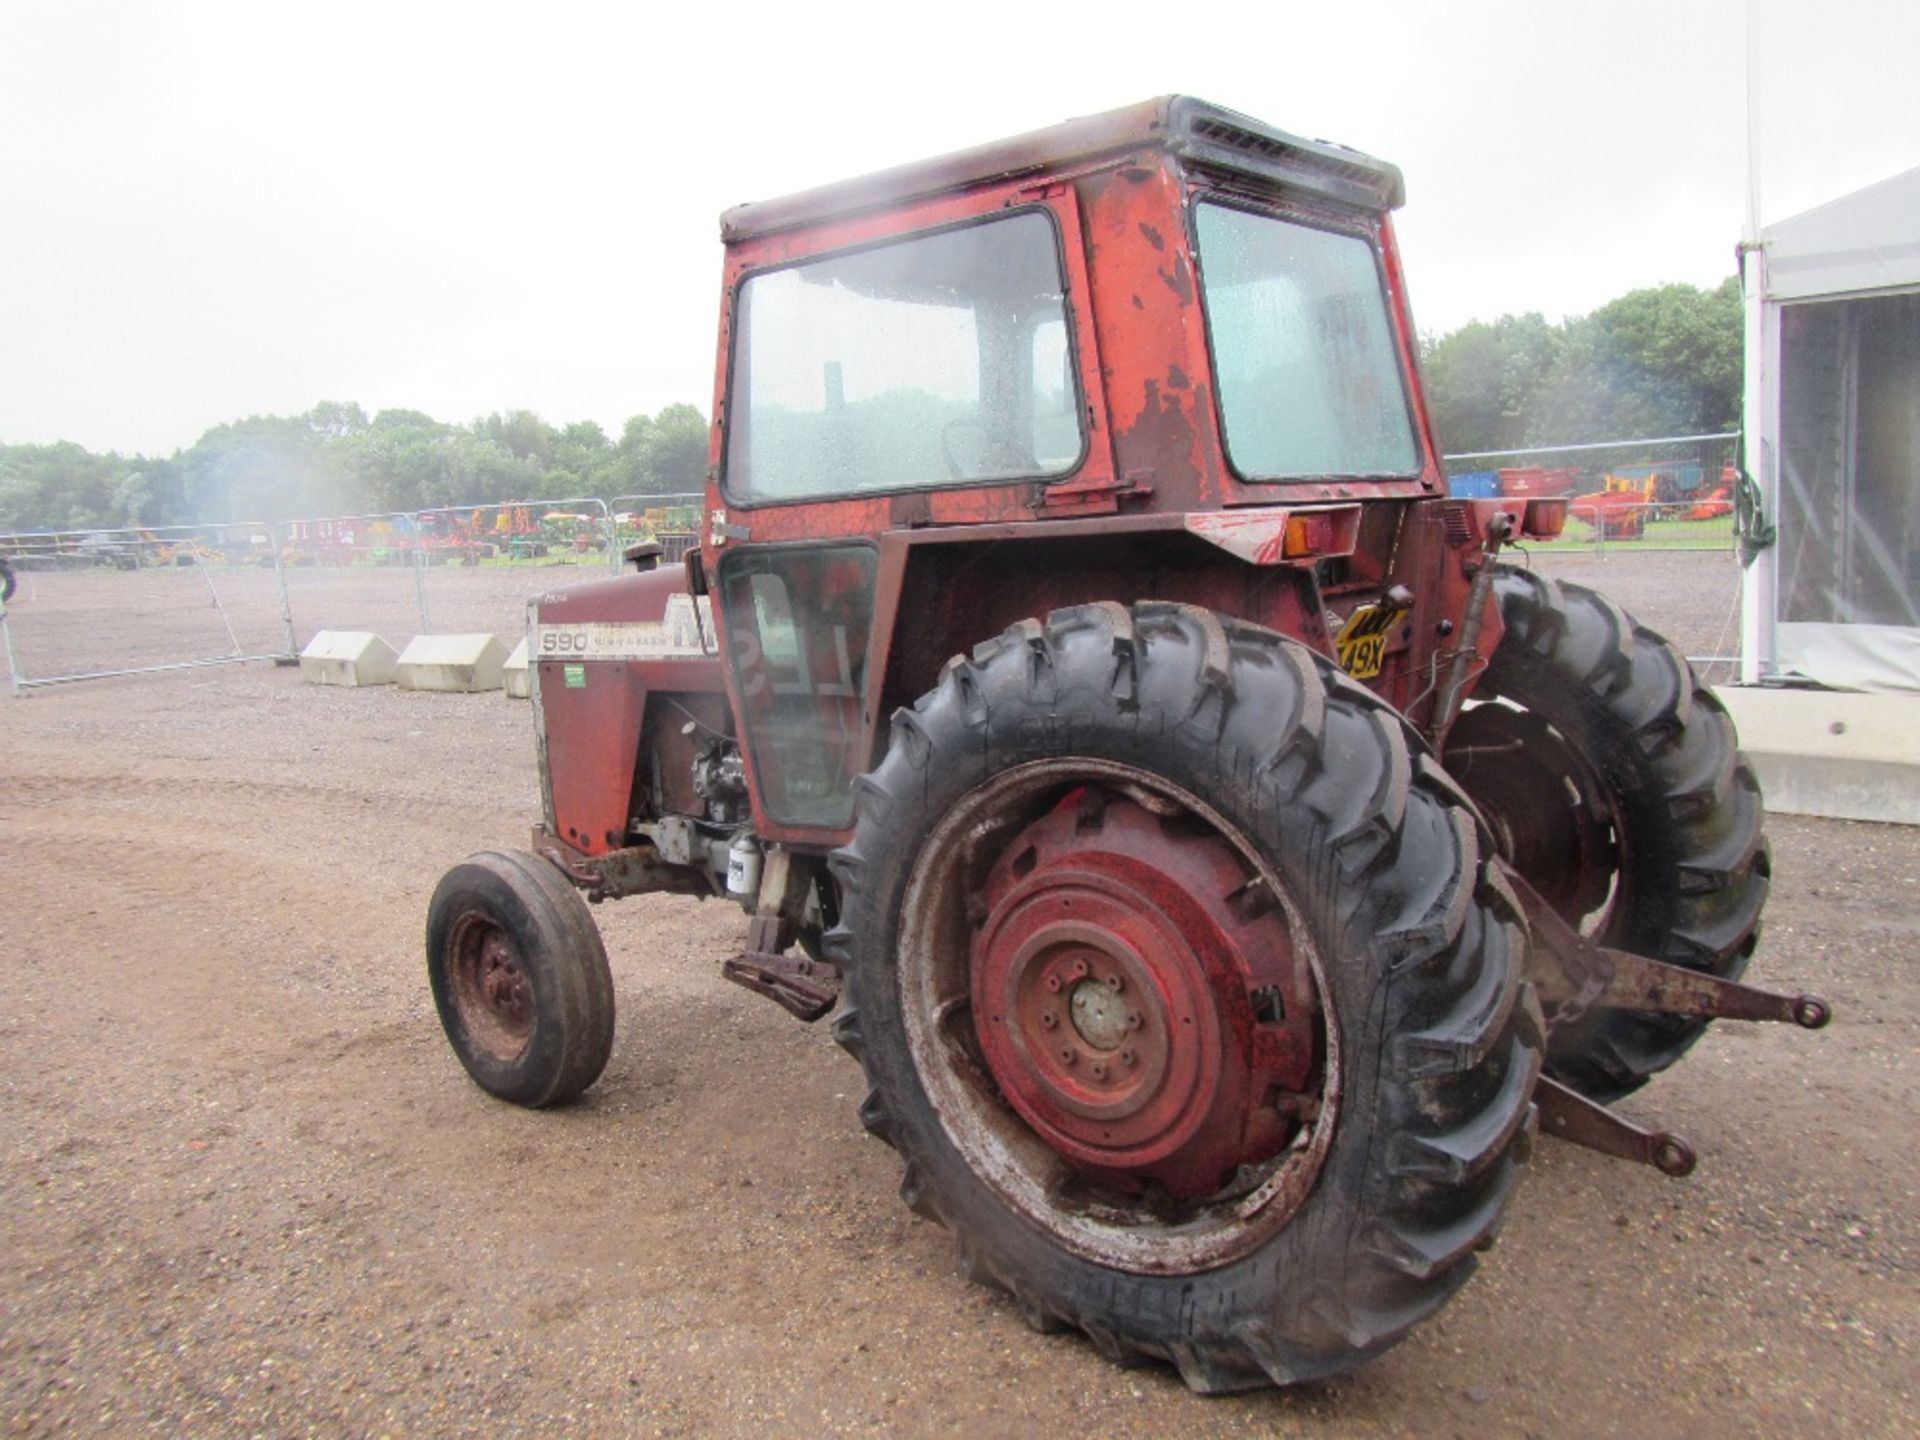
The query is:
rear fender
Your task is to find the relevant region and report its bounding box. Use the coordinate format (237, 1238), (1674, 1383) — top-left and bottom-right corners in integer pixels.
(861, 500), (1509, 766)
(864, 522), (1334, 768)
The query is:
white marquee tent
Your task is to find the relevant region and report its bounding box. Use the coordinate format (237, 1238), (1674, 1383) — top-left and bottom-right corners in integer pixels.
(1741, 166), (1920, 692)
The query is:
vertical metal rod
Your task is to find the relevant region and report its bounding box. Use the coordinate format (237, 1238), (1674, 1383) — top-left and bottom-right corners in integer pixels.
(1744, 0), (1763, 249)
(414, 520), (432, 634)
(270, 521), (297, 658)
(1739, 250), (1776, 684)
(1, 598), (22, 695)
(197, 537), (243, 657)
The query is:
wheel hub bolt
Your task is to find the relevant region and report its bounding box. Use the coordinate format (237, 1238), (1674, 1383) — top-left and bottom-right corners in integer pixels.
(1040, 1011), (1058, 1030)
(1058, 1047), (1076, 1066)
(1069, 958), (1089, 980)
(1043, 975), (1061, 993)
(1120, 1049), (1137, 1068)
(1090, 1062), (1107, 1080)
(1126, 1012), (1143, 1030)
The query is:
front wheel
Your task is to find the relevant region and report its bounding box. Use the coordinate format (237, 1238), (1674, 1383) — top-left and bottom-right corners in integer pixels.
(426, 849), (615, 1107)
(829, 604), (1542, 1391)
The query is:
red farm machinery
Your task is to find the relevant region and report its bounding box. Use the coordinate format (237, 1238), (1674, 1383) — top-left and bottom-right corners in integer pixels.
(423, 98), (1822, 1391)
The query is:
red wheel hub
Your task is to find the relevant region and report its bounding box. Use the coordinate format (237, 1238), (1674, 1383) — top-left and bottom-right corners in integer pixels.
(448, 917), (534, 1062)
(970, 792), (1318, 1201)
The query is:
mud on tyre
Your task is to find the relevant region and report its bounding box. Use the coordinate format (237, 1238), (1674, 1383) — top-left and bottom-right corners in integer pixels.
(426, 849), (616, 1108)
(828, 603), (1543, 1391)
(1445, 566), (1769, 1101)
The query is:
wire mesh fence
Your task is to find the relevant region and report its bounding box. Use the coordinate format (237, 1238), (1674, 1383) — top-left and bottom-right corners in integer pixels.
(2, 461), (1742, 693)
(266, 494), (708, 646)
(609, 494), (705, 565)
(411, 498), (613, 638)
(272, 511), (439, 650)
(1442, 432), (1740, 553)
(0, 522), (296, 691)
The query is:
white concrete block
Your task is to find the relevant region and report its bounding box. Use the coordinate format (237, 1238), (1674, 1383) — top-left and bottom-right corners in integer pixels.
(503, 637), (531, 699)
(298, 630), (398, 687)
(395, 633), (508, 693)
(1715, 685), (1920, 825)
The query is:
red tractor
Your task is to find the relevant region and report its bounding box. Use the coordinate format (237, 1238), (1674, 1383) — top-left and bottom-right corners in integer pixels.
(425, 98), (1820, 1391)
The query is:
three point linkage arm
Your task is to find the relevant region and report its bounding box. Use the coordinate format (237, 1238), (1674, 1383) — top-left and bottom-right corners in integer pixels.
(1503, 862), (1830, 1178)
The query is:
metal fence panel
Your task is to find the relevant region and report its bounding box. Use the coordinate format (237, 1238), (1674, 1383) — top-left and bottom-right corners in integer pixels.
(1568, 500), (1735, 554)
(0, 522), (296, 692)
(1443, 432), (1741, 555)
(608, 493), (706, 566)
(5, 454), (1746, 692)
(411, 497), (616, 639)
(272, 498), (640, 649)
(274, 510), (437, 650)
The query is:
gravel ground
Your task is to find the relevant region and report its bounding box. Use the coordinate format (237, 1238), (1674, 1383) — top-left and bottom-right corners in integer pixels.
(1, 548), (1911, 1438)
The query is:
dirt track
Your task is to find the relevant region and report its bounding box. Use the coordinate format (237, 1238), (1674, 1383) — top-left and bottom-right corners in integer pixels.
(1, 552), (1913, 1438)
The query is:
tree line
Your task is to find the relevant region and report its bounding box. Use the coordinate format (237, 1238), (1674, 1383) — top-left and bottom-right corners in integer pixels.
(0, 275), (1742, 533)
(0, 402), (710, 533)
(1420, 276), (1742, 455)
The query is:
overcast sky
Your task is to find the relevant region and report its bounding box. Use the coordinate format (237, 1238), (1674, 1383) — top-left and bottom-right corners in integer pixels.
(2, 0), (1915, 457)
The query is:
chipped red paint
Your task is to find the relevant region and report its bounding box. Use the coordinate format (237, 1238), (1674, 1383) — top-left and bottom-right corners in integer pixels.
(1183, 508), (1362, 566)
(1080, 162), (1217, 505)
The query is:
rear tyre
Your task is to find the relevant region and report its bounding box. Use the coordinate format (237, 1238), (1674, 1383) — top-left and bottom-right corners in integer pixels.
(426, 849), (615, 1107)
(1445, 566), (1769, 1101)
(829, 604), (1541, 1391)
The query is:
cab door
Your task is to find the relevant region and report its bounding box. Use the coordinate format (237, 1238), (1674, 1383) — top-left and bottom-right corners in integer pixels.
(708, 197), (1100, 844)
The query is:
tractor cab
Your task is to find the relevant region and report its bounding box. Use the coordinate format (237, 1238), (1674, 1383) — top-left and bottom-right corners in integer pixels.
(697, 97), (1526, 847)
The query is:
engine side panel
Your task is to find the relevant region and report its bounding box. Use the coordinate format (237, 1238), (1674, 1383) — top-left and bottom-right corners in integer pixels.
(540, 660), (650, 854)
(530, 567), (726, 856)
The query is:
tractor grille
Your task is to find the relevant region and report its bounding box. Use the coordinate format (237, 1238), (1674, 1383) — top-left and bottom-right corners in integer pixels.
(1437, 501), (1473, 546)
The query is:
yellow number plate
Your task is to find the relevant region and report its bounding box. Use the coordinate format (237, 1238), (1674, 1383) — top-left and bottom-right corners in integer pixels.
(1336, 603), (1401, 680)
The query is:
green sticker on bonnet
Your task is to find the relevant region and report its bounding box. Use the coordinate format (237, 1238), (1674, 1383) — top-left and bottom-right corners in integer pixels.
(564, 664), (586, 689)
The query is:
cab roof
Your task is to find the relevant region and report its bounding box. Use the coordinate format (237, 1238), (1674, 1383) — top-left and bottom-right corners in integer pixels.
(719, 95), (1404, 243)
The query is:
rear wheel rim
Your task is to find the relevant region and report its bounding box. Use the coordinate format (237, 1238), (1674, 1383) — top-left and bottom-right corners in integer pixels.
(447, 912), (535, 1062)
(898, 759), (1339, 1276)
(1447, 704), (1621, 929)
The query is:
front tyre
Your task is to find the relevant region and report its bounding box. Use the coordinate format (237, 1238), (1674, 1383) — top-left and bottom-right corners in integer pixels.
(829, 604), (1542, 1391)
(426, 849), (615, 1107)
